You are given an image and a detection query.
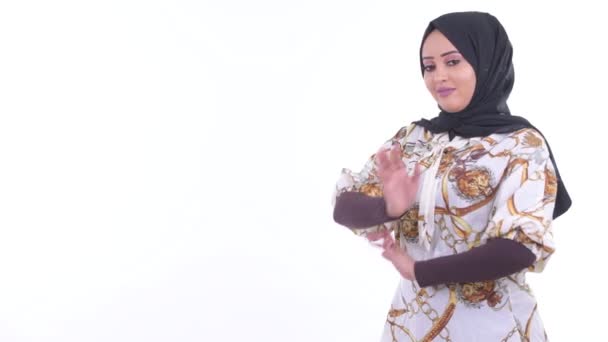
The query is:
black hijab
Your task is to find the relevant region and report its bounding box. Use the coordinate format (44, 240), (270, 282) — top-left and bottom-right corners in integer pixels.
(413, 11), (571, 219)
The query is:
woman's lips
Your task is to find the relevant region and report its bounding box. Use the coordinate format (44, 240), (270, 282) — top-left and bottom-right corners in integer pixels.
(437, 88), (455, 97)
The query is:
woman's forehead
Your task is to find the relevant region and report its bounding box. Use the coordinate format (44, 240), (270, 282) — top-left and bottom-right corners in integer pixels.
(421, 30), (460, 57)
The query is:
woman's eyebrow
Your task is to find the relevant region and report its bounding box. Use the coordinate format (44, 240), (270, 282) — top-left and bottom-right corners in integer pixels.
(422, 50), (460, 60)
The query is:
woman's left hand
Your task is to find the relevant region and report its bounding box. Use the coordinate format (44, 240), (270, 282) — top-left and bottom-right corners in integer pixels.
(367, 230), (416, 281)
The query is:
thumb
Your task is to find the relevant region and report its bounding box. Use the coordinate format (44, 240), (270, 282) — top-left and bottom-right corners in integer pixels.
(412, 163), (424, 180)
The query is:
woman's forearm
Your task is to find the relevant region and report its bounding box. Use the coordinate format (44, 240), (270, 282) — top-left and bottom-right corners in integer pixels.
(414, 237), (536, 287)
(333, 191), (397, 228)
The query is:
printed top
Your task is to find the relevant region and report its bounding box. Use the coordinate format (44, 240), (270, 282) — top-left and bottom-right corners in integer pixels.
(333, 124), (557, 341)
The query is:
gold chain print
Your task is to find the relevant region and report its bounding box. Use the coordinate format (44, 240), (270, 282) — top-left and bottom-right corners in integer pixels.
(386, 284), (458, 342)
(420, 286), (457, 342)
(335, 126), (555, 341)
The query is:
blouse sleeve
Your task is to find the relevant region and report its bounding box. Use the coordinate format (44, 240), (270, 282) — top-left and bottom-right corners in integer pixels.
(483, 129), (558, 273)
(331, 124), (414, 236)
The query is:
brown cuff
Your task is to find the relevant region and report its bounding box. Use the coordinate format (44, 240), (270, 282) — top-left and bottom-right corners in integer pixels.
(414, 238), (536, 287)
(333, 191), (397, 229)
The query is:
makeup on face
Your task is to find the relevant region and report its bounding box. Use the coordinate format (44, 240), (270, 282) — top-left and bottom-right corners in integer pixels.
(421, 30), (476, 113)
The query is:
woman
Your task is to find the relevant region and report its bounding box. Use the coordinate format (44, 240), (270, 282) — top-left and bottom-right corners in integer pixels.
(332, 11), (571, 341)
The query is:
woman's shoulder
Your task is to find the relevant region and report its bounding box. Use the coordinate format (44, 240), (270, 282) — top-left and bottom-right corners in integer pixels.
(484, 128), (549, 163)
(390, 123), (431, 142)
(494, 127), (547, 149)
(507, 127), (543, 138)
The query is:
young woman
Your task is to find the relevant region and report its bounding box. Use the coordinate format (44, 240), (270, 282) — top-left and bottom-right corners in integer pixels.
(333, 11), (571, 341)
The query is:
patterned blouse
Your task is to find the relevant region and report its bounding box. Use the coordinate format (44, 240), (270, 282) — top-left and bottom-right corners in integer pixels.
(332, 124), (557, 341)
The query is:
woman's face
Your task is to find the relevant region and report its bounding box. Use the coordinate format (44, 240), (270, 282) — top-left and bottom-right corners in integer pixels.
(421, 30), (476, 113)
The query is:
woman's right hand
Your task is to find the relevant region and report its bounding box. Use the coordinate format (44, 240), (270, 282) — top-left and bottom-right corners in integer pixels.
(375, 143), (422, 218)
(365, 229), (416, 281)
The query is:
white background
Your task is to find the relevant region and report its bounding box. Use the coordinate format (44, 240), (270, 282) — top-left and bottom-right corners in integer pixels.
(0, 0), (604, 341)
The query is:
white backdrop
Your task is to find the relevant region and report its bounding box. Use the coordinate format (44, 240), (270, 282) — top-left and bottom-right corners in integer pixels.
(0, 0), (604, 341)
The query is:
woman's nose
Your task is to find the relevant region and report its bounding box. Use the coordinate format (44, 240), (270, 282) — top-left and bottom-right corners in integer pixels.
(433, 66), (448, 82)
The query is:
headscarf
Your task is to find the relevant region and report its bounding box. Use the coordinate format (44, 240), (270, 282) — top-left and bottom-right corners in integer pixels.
(413, 11), (571, 219)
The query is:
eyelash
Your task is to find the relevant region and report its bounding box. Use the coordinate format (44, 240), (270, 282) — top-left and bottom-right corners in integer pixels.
(447, 59), (460, 66)
(423, 59), (461, 72)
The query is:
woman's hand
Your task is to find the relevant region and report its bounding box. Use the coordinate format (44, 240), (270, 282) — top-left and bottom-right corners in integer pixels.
(366, 230), (416, 281)
(375, 143), (422, 218)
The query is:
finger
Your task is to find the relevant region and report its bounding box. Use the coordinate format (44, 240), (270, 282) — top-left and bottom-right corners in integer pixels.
(375, 149), (390, 171)
(382, 233), (395, 249)
(411, 163), (424, 180)
(383, 238), (393, 250)
(388, 146), (403, 170)
(367, 229), (391, 242)
(370, 240), (384, 248)
(382, 248), (396, 260)
(382, 229), (392, 240)
(366, 231), (383, 241)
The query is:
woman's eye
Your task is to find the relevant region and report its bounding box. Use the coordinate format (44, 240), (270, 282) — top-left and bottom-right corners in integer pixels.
(423, 65), (435, 72)
(447, 59), (461, 66)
